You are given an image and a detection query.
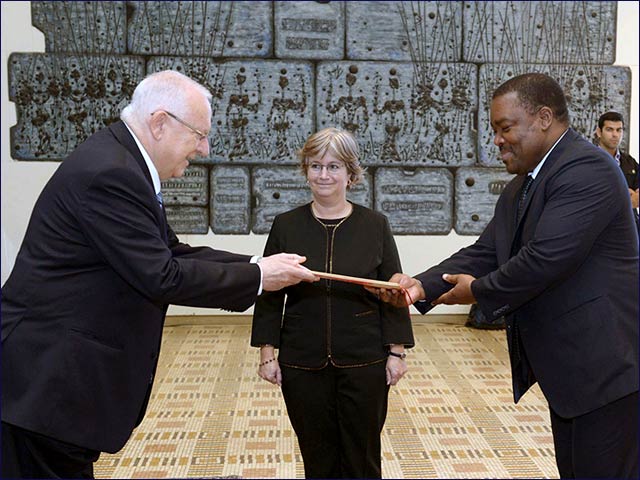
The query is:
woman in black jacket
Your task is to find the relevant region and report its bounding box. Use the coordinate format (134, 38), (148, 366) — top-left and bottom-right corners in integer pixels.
(251, 127), (414, 478)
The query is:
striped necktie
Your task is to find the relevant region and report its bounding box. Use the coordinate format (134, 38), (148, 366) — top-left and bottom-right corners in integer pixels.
(156, 191), (164, 207)
(516, 175), (534, 222)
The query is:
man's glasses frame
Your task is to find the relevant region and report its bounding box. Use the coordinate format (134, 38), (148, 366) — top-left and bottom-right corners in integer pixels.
(152, 110), (208, 142)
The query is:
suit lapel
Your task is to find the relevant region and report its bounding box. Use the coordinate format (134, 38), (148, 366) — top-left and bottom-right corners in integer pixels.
(509, 129), (578, 251)
(109, 121), (152, 185)
(108, 121), (169, 244)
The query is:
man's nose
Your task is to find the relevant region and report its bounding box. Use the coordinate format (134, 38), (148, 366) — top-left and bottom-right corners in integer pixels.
(198, 137), (210, 157)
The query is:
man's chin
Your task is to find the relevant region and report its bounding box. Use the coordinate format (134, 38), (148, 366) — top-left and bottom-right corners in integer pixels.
(502, 160), (515, 173)
(173, 167), (188, 178)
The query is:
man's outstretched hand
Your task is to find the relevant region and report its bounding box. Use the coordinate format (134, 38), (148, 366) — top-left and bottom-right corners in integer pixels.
(259, 253), (318, 291)
(432, 273), (476, 305)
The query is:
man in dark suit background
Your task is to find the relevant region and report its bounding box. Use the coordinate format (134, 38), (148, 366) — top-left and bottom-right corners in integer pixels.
(595, 110), (639, 223)
(376, 73), (639, 478)
(1, 70), (318, 478)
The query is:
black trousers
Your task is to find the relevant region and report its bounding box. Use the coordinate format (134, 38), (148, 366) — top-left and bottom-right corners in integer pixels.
(281, 362), (389, 479)
(1, 422), (100, 479)
(549, 391), (639, 479)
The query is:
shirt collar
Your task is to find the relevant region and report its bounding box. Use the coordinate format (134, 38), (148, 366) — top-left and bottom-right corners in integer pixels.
(122, 121), (162, 195)
(530, 129), (569, 179)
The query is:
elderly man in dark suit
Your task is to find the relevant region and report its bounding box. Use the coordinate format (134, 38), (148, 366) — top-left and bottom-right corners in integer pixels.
(375, 73), (639, 478)
(1, 70), (317, 479)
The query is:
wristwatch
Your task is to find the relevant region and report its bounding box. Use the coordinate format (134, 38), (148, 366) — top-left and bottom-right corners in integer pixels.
(388, 351), (407, 360)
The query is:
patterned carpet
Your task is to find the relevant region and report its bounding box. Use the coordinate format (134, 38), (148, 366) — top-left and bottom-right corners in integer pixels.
(94, 321), (558, 479)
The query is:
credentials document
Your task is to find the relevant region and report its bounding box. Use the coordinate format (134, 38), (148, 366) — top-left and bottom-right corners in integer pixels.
(310, 271), (402, 290)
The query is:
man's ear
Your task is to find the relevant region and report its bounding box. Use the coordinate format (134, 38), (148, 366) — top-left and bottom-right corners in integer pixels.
(538, 106), (553, 131)
(595, 126), (602, 139)
(148, 112), (166, 140)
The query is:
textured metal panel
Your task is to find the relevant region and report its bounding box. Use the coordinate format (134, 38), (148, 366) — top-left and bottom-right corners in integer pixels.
(478, 64), (631, 166)
(252, 167), (311, 234)
(31, 1), (127, 54)
(346, 1), (462, 62)
(9, 1), (630, 238)
(127, 1), (272, 57)
(374, 168), (453, 235)
(147, 57), (314, 164)
(463, 2), (617, 64)
(454, 167), (515, 235)
(317, 62), (477, 167)
(210, 166), (251, 234)
(161, 165), (208, 206)
(8, 53), (145, 161)
(346, 171), (373, 209)
(275, 1), (344, 60)
(165, 206), (209, 234)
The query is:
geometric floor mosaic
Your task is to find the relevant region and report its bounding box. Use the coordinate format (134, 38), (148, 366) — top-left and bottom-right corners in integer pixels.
(95, 322), (558, 478)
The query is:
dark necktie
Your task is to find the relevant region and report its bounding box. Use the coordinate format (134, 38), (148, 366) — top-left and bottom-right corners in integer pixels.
(156, 191), (169, 242)
(516, 175), (534, 222)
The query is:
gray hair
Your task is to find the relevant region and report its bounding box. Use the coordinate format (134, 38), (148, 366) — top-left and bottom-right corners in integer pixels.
(120, 70), (212, 124)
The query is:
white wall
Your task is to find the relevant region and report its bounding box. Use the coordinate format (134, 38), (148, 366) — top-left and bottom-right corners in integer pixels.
(617, 1), (639, 158)
(2, 1), (638, 316)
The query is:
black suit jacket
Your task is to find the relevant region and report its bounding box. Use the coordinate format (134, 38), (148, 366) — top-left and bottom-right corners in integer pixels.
(1, 121), (261, 452)
(416, 129), (639, 418)
(619, 151), (638, 190)
(251, 203), (414, 368)
(619, 151), (639, 225)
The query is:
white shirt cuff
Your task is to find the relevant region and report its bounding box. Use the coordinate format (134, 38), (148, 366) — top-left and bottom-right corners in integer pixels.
(250, 256), (263, 296)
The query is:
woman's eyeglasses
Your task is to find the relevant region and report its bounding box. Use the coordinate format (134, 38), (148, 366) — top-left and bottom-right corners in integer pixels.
(308, 162), (345, 174)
